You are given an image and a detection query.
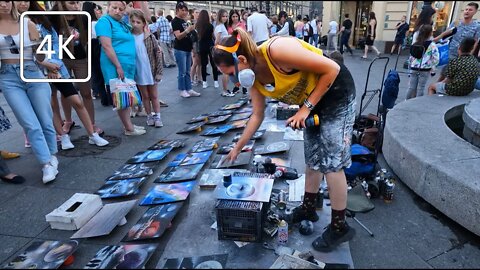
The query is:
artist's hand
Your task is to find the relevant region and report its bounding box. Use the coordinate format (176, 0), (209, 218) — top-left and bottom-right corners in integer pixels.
(224, 146), (241, 164)
(285, 106), (310, 130)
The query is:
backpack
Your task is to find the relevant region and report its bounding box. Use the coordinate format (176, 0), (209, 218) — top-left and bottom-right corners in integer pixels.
(382, 70), (400, 110)
(308, 22), (314, 37)
(410, 40), (431, 59)
(287, 18), (296, 37)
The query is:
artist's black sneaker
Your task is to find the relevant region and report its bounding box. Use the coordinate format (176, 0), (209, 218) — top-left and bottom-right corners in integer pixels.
(312, 223), (356, 252)
(291, 205), (319, 224)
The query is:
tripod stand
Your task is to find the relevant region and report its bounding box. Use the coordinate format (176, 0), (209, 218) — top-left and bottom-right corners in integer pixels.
(346, 185), (375, 237)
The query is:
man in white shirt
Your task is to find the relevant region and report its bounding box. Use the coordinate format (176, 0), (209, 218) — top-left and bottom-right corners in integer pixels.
(327, 20), (339, 52)
(247, 7), (273, 45)
(309, 17), (319, 47)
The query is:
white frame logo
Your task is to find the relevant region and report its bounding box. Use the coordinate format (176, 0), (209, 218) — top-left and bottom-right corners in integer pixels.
(20, 11), (92, 83)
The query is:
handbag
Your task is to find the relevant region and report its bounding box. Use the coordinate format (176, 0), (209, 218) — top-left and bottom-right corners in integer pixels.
(109, 78), (143, 111)
(437, 40), (449, 66)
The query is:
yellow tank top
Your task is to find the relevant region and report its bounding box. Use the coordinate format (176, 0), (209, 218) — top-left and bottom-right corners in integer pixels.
(254, 37), (323, 105)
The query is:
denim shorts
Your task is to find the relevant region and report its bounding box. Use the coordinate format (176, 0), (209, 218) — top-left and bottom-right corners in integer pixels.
(435, 82), (447, 94)
(303, 98), (356, 173)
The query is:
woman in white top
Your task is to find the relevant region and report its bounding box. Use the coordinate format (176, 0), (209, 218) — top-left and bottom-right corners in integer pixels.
(0, 1), (58, 183)
(214, 9), (235, 97)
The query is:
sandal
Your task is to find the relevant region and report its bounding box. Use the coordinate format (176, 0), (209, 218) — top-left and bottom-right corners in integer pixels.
(0, 151), (20, 160)
(62, 121), (75, 134)
(1, 175), (25, 184)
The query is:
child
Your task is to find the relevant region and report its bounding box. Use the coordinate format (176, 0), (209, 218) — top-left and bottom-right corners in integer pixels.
(130, 10), (164, 127)
(406, 24), (439, 99)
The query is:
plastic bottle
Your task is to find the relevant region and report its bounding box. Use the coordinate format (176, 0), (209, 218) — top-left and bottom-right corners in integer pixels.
(277, 220), (288, 245)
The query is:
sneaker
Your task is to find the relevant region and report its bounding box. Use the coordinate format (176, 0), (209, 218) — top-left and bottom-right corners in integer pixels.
(221, 91), (235, 97)
(312, 223), (356, 252)
(187, 89), (201, 97)
(60, 134), (75, 150)
(50, 155), (59, 170)
(159, 99), (169, 107)
(89, 132), (109, 147)
(154, 114), (163, 128)
(147, 115), (155, 126)
(214, 81), (219, 88)
(42, 163), (58, 184)
(191, 80), (198, 86)
(93, 125), (104, 136)
(133, 125), (146, 130)
(136, 109), (148, 117)
(242, 87), (247, 95)
(130, 110), (137, 118)
(202, 81), (208, 89)
(180, 90), (191, 98)
(232, 86), (240, 94)
(291, 205), (320, 224)
(124, 128), (146, 136)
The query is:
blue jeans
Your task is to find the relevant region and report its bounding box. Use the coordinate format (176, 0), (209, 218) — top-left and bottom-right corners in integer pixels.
(174, 49), (192, 91)
(0, 62), (57, 165)
(310, 34), (319, 47)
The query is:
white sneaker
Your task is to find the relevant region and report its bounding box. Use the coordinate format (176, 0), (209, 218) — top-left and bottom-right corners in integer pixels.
(61, 134), (75, 150)
(187, 89), (201, 97)
(133, 125), (146, 130)
(214, 81), (219, 88)
(42, 163), (58, 184)
(130, 110), (137, 118)
(136, 109), (148, 117)
(89, 132), (109, 147)
(202, 81), (208, 89)
(50, 155), (59, 170)
(154, 113), (163, 128)
(180, 90), (191, 98)
(125, 128), (147, 136)
(147, 115), (155, 126)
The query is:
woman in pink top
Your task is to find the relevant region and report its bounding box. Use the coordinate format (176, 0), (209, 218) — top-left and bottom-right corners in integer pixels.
(227, 9), (245, 34)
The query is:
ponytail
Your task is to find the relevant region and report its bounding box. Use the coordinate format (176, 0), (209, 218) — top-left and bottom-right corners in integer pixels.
(212, 28), (258, 67)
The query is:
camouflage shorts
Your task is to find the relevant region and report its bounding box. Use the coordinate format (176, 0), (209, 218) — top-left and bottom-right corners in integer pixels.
(303, 99), (356, 173)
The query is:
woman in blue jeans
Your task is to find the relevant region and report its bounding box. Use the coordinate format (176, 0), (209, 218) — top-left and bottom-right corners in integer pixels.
(0, 1), (58, 183)
(171, 2), (201, 98)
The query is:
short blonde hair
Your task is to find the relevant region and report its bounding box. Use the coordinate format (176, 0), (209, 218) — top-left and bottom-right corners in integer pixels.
(10, 2), (20, 21)
(129, 9), (147, 25)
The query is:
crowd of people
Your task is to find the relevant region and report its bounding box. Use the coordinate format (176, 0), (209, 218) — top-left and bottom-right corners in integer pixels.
(1, 0), (480, 255)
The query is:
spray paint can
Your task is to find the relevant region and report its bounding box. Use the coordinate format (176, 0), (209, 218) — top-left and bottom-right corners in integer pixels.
(277, 220), (288, 245)
(383, 179), (395, 203)
(361, 180), (371, 199)
(277, 191), (286, 210)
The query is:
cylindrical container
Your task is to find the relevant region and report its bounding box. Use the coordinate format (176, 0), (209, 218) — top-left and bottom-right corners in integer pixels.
(277, 191), (286, 210)
(305, 114), (320, 128)
(316, 189), (324, 209)
(223, 173), (232, 187)
(277, 220), (288, 245)
(383, 179), (395, 203)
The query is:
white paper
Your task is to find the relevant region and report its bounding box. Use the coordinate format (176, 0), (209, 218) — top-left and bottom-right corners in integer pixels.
(234, 241), (250, 248)
(286, 174), (305, 202)
(283, 127), (304, 141)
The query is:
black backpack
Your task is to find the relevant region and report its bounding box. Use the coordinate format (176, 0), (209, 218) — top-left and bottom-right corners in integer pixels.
(410, 40), (432, 59)
(308, 22), (314, 37)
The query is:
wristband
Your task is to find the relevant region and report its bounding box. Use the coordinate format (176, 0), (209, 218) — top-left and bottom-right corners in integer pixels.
(304, 99), (314, 110)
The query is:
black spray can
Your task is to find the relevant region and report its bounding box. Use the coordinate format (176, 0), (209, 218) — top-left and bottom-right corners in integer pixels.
(316, 189), (324, 209)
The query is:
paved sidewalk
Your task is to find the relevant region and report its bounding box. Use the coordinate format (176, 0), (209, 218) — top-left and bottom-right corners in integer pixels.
(0, 49), (479, 268)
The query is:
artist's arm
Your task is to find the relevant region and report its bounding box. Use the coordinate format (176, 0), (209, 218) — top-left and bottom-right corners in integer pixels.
(270, 37), (340, 129)
(225, 86), (266, 162)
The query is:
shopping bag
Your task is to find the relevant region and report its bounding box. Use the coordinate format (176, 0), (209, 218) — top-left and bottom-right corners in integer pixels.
(437, 41), (449, 66)
(109, 78), (143, 111)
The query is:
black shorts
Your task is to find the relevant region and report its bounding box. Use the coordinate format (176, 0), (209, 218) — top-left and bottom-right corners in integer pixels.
(365, 35), (374, 46)
(52, 82), (78, 98)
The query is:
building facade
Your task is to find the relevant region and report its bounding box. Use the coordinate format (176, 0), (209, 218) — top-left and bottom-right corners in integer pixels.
(321, 1), (480, 51)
